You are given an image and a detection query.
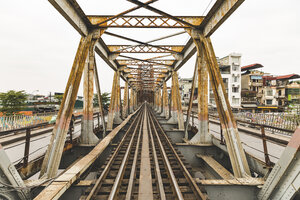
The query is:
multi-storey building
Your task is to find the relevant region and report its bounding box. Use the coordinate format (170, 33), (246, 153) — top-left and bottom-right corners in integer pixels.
(213, 53), (242, 109)
(179, 53), (242, 109)
(240, 63), (264, 111)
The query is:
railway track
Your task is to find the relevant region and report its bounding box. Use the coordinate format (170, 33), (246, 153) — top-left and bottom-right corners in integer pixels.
(80, 103), (207, 199)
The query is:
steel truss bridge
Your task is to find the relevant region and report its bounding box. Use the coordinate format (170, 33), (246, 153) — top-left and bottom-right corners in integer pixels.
(0, 0), (299, 200)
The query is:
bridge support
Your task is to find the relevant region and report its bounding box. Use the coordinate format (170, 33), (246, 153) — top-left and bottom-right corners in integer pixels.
(167, 71), (184, 130)
(80, 46), (99, 145)
(107, 70), (123, 130)
(130, 88), (134, 113)
(94, 61), (107, 137)
(258, 126), (300, 200)
(160, 81), (169, 119)
(122, 81), (129, 118)
(40, 29), (104, 179)
(157, 88), (162, 113)
(190, 49), (212, 144)
(188, 29), (250, 178)
(0, 144), (30, 200)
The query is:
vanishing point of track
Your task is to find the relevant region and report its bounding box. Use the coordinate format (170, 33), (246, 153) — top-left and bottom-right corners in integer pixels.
(80, 103), (207, 200)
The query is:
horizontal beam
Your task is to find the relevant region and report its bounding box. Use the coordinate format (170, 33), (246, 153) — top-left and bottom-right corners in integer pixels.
(117, 59), (175, 66)
(107, 45), (185, 53)
(88, 15), (204, 28)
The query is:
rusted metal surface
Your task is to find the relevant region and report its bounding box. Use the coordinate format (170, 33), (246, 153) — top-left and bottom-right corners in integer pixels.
(34, 108), (141, 200)
(80, 43), (99, 145)
(94, 61), (107, 136)
(122, 81), (129, 118)
(23, 128), (31, 167)
(188, 29), (250, 178)
(184, 58), (197, 139)
(117, 58), (174, 66)
(107, 45), (185, 53)
(88, 15), (204, 28)
(40, 30), (104, 179)
(201, 0), (245, 37)
(80, 104), (207, 199)
(260, 126), (271, 167)
(258, 126), (300, 199)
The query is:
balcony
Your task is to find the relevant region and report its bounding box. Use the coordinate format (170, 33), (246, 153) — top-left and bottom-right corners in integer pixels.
(250, 82), (263, 87)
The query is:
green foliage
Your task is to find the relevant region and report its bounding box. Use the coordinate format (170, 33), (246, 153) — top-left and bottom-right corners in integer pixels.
(94, 92), (110, 111)
(54, 94), (63, 104)
(0, 90), (28, 115)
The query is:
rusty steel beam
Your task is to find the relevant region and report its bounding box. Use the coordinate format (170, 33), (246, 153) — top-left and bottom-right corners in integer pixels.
(105, 32), (178, 54)
(189, 49), (211, 144)
(94, 0), (158, 26)
(127, 0), (198, 28)
(189, 29), (250, 178)
(80, 46), (99, 145)
(94, 60), (107, 137)
(123, 81), (129, 118)
(201, 0), (245, 37)
(113, 30), (186, 53)
(160, 81), (168, 119)
(40, 30), (103, 179)
(88, 15), (204, 28)
(117, 58), (174, 66)
(107, 45), (184, 53)
(184, 58), (198, 139)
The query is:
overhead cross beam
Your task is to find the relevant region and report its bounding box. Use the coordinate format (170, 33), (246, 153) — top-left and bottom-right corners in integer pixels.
(126, 0), (198, 28)
(88, 15), (204, 28)
(107, 45), (184, 53)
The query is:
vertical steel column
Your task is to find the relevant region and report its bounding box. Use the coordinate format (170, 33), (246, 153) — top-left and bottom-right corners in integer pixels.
(160, 81), (168, 119)
(168, 71), (178, 124)
(189, 29), (250, 178)
(122, 81), (129, 118)
(130, 87), (134, 113)
(174, 71), (184, 130)
(107, 71), (117, 130)
(40, 29), (104, 178)
(94, 62), (107, 137)
(107, 71), (122, 130)
(157, 88), (162, 113)
(190, 49), (212, 144)
(184, 59), (198, 139)
(80, 45), (99, 145)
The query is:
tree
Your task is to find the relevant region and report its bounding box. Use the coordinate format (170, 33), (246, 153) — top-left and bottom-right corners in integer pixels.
(94, 92), (110, 111)
(0, 90), (28, 115)
(54, 94), (63, 104)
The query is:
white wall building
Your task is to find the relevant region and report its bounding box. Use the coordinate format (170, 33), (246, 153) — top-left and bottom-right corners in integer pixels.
(179, 53), (242, 109)
(209, 53), (242, 109)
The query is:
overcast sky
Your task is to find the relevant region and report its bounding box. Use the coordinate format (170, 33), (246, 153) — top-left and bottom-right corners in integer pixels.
(0, 0), (299, 96)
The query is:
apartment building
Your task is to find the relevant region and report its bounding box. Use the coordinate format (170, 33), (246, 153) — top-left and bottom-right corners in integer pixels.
(179, 53), (242, 110)
(240, 63), (264, 111)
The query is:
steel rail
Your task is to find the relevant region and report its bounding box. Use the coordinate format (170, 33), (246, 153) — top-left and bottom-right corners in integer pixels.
(146, 108), (166, 200)
(149, 109), (207, 199)
(85, 108), (143, 200)
(125, 108), (144, 200)
(108, 107), (144, 200)
(147, 105), (184, 200)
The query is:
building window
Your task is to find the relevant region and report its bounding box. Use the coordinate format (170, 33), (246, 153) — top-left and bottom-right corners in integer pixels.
(266, 99), (273, 105)
(234, 76), (238, 82)
(232, 87), (239, 93)
(232, 98), (239, 105)
(267, 89), (273, 96)
(278, 90), (281, 96)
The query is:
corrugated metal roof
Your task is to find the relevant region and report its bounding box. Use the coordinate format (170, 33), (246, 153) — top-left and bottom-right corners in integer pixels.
(241, 63), (264, 71)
